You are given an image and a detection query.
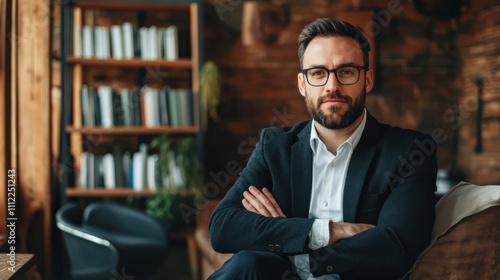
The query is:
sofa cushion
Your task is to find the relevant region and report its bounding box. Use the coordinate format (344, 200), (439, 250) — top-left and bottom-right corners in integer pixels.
(406, 182), (500, 279)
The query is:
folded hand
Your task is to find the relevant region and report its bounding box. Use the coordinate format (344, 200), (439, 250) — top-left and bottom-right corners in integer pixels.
(242, 186), (286, 218)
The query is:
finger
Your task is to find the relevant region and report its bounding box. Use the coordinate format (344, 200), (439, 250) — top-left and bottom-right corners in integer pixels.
(248, 186), (279, 217)
(262, 188), (286, 218)
(242, 198), (258, 213)
(243, 190), (272, 217)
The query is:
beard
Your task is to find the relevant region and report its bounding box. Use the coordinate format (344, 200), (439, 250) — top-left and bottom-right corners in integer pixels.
(305, 87), (366, 130)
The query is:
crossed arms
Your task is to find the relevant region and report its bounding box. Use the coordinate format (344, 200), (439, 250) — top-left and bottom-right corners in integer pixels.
(242, 186), (374, 246)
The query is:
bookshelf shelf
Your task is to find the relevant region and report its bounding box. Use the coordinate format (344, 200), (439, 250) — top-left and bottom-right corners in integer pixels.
(66, 126), (198, 135)
(66, 187), (197, 198)
(66, 187), (157, 197)
(74, 1), (192, 11)
(66, 57), (193, 68)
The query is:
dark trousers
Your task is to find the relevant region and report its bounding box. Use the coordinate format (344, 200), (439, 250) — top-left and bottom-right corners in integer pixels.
(207, 250), (300, 280)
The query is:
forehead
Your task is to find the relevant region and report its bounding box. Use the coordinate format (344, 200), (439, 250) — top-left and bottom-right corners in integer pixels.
(302, 36), (364, 67)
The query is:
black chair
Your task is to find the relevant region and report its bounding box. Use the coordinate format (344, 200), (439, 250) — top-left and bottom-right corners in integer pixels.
(56, 202), (168, 280)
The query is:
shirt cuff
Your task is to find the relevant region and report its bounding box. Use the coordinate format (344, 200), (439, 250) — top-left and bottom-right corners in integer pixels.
(293, 254), (311, 275)
(308, 219), (330, 250)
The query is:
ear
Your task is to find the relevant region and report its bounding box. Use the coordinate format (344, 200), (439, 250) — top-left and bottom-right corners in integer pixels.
(298, 73), (306, 97)
(364, 69), (374, 93)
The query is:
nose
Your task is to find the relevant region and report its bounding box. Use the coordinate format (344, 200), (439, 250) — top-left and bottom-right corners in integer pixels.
(324, 71), (341, 92)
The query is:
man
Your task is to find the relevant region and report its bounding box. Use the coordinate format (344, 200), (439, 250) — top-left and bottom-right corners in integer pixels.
(208, 18), (437, 280)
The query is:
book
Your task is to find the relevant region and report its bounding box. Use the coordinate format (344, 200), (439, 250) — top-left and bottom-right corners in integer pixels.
(81, 26), (94, 58)
(94, 27), (102, 58)
(159, 87), (169, 126)
(119, 89), (133, 126)
(167, 88), (180, 126)
(132, 90), (142, 126)
(149, 26), (159, 60)
(112, 90), (123, 126)
(113, 145), (124, 187)
(139, 27), (149, 59)
(110, 25), (123, 59)
(103, 26), (111, 58)
(79, 152), (89, 188)
(165, 26), (178, 61)
(97, 86), (114, 127)
(132, 143), (148, 191)
(80, 85), (91, 126)
(122, 151), (131, 187)
(132, 151), (144, 191)
(147, 154), (159, 191)
(177, 89), (192, 126)
(103, 153), (116, 189)
(142, 87), (158, 127)
(122, 22), (134, 59)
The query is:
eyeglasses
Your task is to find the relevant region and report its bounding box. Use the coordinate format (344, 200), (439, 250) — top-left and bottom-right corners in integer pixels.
(302, 65), (367, 86)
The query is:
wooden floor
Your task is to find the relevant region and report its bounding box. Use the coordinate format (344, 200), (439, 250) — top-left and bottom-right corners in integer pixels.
(149, 239), (192, 280)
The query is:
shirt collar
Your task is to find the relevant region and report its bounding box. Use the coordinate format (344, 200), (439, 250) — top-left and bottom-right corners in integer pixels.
(310, 108), (367, 154)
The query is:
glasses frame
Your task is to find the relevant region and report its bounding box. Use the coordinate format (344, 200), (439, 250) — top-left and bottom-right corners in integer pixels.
(301, 65), (368, 86)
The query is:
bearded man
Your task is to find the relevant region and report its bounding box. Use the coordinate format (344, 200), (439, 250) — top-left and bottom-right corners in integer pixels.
(208, 18), (437, 280)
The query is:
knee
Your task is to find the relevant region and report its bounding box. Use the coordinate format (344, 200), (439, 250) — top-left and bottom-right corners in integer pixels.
(231, 250), (272, 270)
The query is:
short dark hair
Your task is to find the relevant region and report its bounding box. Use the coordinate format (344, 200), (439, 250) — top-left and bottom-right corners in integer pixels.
(298, 18), (371, 69)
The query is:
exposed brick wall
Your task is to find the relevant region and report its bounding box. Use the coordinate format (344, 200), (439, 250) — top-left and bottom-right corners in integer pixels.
(204, 0), (470, 181)
(455, 2), (500, 184)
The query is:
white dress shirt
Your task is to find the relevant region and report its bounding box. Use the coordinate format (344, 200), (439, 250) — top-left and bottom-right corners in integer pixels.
(294, 109), (367, 279)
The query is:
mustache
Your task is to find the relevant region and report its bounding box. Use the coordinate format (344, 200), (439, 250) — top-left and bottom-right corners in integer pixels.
(318, 92), (353, 104)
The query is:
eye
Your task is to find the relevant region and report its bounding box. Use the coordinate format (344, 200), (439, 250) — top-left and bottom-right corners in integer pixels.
(308, 68), (327, 78)
(337, 67), (356, 77)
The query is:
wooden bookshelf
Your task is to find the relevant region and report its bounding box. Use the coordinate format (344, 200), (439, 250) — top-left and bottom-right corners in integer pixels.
(62, 1), (201, 198)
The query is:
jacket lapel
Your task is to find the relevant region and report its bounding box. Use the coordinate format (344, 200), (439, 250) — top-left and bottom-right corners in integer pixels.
(291, 121), (313, 218)
(343, 113), (381, 222)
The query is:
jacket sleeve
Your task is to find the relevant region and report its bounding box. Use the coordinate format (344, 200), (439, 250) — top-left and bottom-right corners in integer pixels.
(310, 134), (437, 279)
(208, 128), (315, 255)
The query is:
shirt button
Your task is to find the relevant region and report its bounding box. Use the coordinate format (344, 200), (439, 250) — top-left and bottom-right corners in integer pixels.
(326, 265), (333, 272)
(329, 162), (334, 167)
(300, 263), (306, 269)
(322, 201), (328, 207)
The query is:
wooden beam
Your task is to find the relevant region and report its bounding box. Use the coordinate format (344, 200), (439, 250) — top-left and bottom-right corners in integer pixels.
(14, 0), (52, 278)
(0, 0), (11, 249)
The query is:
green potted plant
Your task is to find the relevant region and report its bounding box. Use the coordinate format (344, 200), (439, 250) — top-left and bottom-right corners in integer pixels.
(146, 135), (202, 229)
(201, 60), (222, 131)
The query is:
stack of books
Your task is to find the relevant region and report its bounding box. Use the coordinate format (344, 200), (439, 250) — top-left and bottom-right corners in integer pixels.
(79, 144), (187, 191)
(80, 85), (193, 127)
(76, 23), (178, 60)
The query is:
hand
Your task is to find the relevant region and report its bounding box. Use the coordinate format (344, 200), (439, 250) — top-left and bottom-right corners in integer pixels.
(242, 186), (286, 218)
(328, 221), (375, 245)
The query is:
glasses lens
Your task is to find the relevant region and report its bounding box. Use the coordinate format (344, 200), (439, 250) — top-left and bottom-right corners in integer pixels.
(306, 68), (328, 86)
(336, 66), (359, 85)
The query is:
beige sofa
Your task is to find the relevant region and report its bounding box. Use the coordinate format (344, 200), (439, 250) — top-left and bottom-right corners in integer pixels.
(194, 182), (500, 280)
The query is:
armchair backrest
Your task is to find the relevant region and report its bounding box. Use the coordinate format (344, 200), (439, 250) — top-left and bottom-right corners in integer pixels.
(56, 202), (119, 280)
(83, 202), (166, 239)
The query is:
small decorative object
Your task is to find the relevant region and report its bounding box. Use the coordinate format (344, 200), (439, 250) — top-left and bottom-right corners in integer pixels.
(241, 0), (290, 45)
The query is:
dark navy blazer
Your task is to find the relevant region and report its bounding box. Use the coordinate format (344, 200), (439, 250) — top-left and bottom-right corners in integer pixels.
(209, 112), (437, 280)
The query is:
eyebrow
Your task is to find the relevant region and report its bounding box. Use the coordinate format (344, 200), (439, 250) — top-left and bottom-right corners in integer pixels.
(306, 62), (360, 69)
